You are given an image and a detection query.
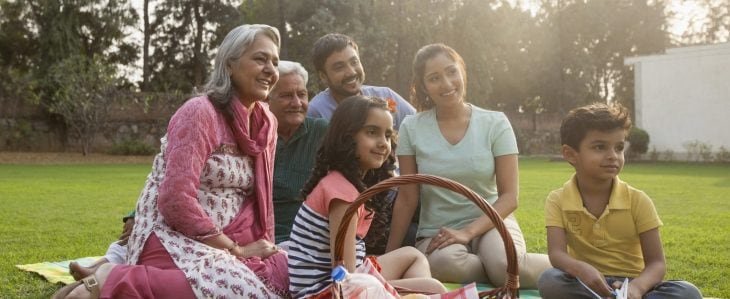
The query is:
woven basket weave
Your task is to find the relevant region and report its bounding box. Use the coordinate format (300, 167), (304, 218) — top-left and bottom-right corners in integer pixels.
(333, 174), (519, 298)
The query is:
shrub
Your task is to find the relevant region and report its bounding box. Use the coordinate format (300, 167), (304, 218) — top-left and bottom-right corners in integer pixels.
(683, 140), (700, 161)
(716, 146), (730, 163)
(649, 146), (660, 162)
(628, 127), (650, 158)
(108, 140), (156, 156)
(698, 142), (713, 162)
(47, 55), (120, 155)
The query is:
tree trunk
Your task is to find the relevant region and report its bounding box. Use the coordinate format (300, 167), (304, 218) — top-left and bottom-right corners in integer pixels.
(394, 1), (408, 100)
(276, 0), (288, 58)
(142, 0), (151, 91)
(192, 0), (204, 89)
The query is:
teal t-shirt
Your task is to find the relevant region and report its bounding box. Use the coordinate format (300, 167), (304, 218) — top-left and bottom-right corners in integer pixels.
(396, 105), (518, 238)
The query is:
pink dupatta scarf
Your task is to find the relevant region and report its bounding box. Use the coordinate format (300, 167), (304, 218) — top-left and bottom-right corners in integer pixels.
(221, 98), (288, 293)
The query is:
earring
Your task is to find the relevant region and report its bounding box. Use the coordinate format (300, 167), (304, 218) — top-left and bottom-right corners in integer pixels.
(425, 96), (431, 103)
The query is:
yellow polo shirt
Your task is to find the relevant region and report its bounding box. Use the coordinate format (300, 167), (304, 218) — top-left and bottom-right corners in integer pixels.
(545, 175), (662, 277)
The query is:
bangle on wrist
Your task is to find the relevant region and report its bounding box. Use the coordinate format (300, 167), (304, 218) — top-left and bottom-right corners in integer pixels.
(226, 241), (238, 252)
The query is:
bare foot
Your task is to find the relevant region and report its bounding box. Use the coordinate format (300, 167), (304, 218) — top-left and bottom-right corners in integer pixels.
(66, 263), (114, 299)
(69, 258), (108, 281)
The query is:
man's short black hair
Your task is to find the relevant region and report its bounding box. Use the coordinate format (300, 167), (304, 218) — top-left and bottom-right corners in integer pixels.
(312, 33), (359, 74)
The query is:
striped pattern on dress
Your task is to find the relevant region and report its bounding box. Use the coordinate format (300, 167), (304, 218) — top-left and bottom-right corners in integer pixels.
(288, 204), (366, 298)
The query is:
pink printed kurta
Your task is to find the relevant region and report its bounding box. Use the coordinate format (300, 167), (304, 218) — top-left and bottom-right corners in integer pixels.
(103, 97), (287, 298)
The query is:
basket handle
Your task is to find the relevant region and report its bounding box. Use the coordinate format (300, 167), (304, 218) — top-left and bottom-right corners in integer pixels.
(333, 174), (519, 298)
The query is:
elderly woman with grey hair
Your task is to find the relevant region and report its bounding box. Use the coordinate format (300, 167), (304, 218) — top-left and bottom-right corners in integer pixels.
(53, 24), (288, 299)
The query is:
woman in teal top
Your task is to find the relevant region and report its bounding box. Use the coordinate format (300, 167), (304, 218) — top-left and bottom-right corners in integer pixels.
(385, 43), (550, 288)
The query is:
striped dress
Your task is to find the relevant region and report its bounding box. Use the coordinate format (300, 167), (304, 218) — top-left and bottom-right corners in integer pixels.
(287, 171), (372, 298)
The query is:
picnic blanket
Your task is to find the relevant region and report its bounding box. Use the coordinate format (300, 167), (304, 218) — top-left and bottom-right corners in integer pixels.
(442, 282), (542, 299)
(17, 261), (717, 299)
(15, 256), (103, 285)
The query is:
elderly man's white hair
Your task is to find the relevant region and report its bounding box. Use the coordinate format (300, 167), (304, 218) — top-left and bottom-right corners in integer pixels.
(276, 60), (308, 84)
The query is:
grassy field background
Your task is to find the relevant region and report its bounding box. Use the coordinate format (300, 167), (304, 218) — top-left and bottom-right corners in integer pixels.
(0, 154), (728, 298)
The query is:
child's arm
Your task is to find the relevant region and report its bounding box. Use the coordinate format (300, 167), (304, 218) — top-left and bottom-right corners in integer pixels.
(546, 226), (614, 297)
(426, 154), (519, 253)
(385, 155), (419, 252)
(329, 198), (359, 272)
(627, 228), (666, 299)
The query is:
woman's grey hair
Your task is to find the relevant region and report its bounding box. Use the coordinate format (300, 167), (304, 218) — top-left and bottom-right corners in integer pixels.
(276, 60), (308, 85)
(204, 24), (281, 108)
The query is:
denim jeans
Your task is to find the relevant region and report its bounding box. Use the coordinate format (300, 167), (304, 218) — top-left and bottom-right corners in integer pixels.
(538, 267), (702, 299)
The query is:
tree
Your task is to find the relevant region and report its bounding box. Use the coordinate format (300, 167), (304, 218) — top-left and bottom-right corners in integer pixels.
(543, 0), (668, 113)
(142, 0), (152, 91)
(46, 55), (122, 155)
(29, 0), (138, 76)
(704, 0), (729, 43)
(147, 0), (242, 92)
(0, 1), (38, 73)
(0, 1), (39, 104)
(677, 0), (729, 44)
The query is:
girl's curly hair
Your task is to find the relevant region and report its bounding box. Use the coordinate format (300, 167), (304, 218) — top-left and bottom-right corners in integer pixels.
(300, 95), (397, 251)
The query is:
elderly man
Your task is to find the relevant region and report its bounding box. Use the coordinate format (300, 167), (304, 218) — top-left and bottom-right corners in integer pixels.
(267, 60), (328, 243)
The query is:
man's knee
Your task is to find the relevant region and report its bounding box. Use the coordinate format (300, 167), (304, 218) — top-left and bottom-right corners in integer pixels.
(537, 268), (573, 299)
(648, 280), (702, 299)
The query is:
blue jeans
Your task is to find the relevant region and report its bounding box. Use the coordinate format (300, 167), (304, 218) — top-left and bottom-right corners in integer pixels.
(538, 268), (702, 299)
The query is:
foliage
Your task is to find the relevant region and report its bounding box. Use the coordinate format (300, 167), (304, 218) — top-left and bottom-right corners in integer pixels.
(2, 159), (729, 297)
(0, 1), (37, 72)
(683, 140), (702, 162)
(543, 0), (668, 112)
(628, 127), (650, 158)
(46, 55), (122, 155)
(240, 0), (668, 117)
(676, 0), (729, 44)
(698, 142), (714, 162)
(0, 0), (138, 136)
(0, 1), (40, 112)
(649, 146), (660, 162)
(2, 120), (35, 151)
(29, 0), (138, 99)
(0, 67), (39, 116)
(0, 0), (689, 152)
(716, 146), (730, 163)
(108, 140), (157, 156)
(147, 0), (242, 92)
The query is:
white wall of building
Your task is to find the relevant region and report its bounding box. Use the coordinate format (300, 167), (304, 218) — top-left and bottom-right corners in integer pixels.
(625, 43), (730, 158)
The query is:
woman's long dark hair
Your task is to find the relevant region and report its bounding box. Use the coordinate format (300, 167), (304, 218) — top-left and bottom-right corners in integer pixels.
(300, 95), (397, 251)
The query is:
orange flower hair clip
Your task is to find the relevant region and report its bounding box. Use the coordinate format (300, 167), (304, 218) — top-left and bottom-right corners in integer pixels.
(386, 98), (397, 113)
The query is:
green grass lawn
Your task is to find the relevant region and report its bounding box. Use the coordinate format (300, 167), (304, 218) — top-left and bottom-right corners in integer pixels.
(0, 158), (728, 298)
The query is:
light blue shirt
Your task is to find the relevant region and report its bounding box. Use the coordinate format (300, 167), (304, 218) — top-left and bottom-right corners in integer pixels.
(307, 85), (415, 130)
(396, 105), (519, 238)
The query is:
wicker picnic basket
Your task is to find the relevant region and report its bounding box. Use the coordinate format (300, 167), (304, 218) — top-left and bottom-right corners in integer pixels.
(333, 174), (520, 298)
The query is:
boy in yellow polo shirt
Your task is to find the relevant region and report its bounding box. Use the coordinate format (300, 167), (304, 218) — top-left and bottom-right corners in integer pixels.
(538, 103), (701, 299)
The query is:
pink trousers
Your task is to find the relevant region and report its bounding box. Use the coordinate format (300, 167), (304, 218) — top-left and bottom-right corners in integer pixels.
(100, 233), (195, 298)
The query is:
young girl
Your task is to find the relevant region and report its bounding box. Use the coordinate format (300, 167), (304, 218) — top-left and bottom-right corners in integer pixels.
(287, 95), (446, 298)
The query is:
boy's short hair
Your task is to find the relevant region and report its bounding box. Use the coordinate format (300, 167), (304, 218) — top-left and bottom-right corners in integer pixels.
(560, 102), (632, 150)
(312, 33), (359, 75)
